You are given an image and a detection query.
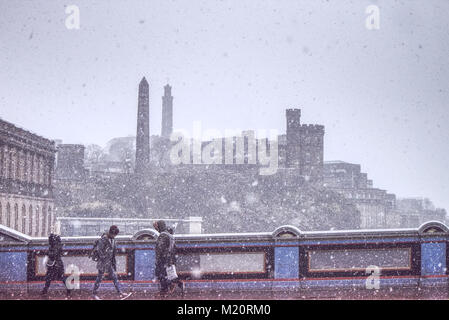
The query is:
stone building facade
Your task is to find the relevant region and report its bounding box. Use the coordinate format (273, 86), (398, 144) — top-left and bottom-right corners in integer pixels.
(182, 109), (324, 177)
(396, 198), (447, 228)
(0, 119), (56, 236)
(55, 144), (86, 181)
(323, 161), (399, 229)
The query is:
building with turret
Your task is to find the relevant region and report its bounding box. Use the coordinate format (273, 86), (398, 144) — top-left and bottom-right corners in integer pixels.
(161, 84), (173, 139)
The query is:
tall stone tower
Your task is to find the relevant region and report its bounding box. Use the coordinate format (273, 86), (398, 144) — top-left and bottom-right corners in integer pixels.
(285, 108), (324, 180)
(135, 77), (150, 175)
(161, 84), (173, 139)
(286, 109), (302, 168)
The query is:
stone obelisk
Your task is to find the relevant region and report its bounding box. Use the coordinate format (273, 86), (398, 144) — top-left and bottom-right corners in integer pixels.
(135, 77), (150, 175)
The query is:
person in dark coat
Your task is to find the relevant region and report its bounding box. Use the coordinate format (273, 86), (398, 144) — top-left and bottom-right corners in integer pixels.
(92, 225), (131, 300)
(166, 227), (184, 295)
(153, 220), (172, 297)
(41, 234), (71, 297)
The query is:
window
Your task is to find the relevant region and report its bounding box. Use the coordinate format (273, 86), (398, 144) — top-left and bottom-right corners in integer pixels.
(35, 206), (40, 236)
(21, 205), (26, 233)
(6, 203), (10, 227)
(15, 151), (20, 181)
(4, 146), (10, 179)
(29, 205), (33, 235)
(18, 151), (25, 181)
(47, 207), (52, 234)
(14, 203), (18, 230)
(41, 206), (47, 237)
(10, 149), (16, 180)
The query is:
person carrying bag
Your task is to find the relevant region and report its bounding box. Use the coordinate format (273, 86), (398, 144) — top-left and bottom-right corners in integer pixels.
(41, 234), (72, 298)
(153, 220), (178, 297)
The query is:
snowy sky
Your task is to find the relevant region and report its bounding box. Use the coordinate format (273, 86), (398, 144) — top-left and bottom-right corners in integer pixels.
(0, 0), (448, 210)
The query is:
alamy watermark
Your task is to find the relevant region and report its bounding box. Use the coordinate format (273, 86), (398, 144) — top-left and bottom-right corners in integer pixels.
(365, 5), (380, 30)
(65, 264), (81, 290)
(365, 265), (381, 290)
(42, 256), (81, 290)
(169, 121), (279, 175)
(65, 5), (80, 30)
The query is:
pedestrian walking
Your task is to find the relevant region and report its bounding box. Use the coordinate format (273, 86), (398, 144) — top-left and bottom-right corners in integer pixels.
(91, 225), (131, 300)
(153, 220), (174, 297)
(166, 226), (184, 295)
(41, 234), (72, 298)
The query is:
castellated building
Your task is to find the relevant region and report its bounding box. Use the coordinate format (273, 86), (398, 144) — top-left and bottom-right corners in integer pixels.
(284, 109), (324, 180)
(171, 108), (325, 181)
(0, 119), (56, 236)
(130, 77), (325, 181)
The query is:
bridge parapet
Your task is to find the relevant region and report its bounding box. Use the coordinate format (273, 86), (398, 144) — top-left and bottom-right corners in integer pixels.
(0, 222), (447, 297)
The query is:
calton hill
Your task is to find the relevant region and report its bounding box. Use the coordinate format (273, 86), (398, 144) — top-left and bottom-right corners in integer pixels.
(54, 138), (361, 234)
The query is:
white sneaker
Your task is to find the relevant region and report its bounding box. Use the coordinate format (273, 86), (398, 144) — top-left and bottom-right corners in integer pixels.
(119, 292), (132, 300)
(93, 294), (102, 300)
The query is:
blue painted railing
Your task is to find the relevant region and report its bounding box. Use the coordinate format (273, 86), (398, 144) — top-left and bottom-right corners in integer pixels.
(0, 221), (448, 297)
